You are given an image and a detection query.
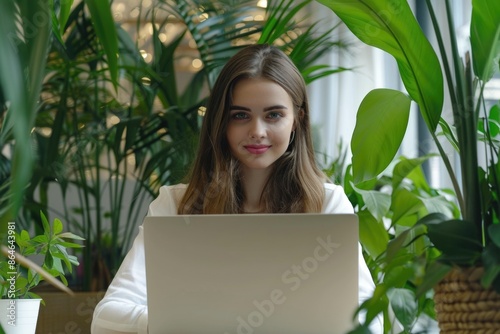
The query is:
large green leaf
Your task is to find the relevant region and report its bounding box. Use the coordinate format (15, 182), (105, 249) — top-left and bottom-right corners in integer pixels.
(385, 220), (428, 263)
(481, 242), (500, 289)
(390, 188), (423, 225)
(425, 218), (483, 265)
(416, 261), (451, 297)
(153, 23), (185, 108)
(0, 1), (27, 174)
(357, 285), (390, 326)
(351, 182), (391, 221)
(392, 156), (433, 191)
(470, 0), (500, 81)
(384, 262), (415, 289)
(83, 0), (118, 88)
(58, 0), (74, 35)
(419, 195), (455, 218)
(317, 0), (443, 133)
(489, 224), (500, 248)
(357, 211), (389, 260)
(351, 89), (411, 183)
(0, 0), (51, 226)
(387, 288), (417, 331)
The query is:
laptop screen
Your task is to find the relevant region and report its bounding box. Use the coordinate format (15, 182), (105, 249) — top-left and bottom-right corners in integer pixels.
(144, 213), (359, 334)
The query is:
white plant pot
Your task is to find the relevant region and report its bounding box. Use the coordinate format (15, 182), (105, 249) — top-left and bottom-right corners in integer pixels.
(0, 299), (41, 334)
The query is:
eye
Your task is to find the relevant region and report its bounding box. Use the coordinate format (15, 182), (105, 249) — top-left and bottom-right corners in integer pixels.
(267, 111), (283, 120)
(230, 111), (249, 120)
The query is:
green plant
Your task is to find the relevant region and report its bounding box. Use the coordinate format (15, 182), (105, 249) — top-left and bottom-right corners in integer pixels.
(0, 0), (118, 246)
(325, 147), (458, 332)
(0, 0), (52, 233)
(348, 156), (459, 332)
(316, 0), (500, 331)
(0, 211), (84, 301)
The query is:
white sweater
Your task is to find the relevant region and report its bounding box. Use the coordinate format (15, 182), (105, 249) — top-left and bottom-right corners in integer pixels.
(91, 183), (381, 333)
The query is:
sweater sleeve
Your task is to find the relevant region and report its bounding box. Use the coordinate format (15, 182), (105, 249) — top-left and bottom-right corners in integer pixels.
(91, 185), (186, 334)
(90, 226), (149, 334)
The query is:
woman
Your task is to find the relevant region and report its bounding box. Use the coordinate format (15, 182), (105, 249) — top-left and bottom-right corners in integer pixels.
(92, 44), (379, 333)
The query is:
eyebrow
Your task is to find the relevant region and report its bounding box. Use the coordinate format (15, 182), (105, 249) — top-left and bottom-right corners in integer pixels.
(229, 105), (288, 111)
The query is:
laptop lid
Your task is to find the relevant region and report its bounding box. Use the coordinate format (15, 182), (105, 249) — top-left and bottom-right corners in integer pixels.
(143, 213), (359, 334)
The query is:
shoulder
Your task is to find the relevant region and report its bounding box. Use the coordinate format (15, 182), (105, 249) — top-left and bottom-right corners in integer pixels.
(322, 182), (354, 214)
(161, 183), (188, 195)
(323, 182), (349, 197)
(147, 183), (188, 216)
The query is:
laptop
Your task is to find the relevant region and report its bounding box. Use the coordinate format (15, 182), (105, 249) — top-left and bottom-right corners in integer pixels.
(143, 213), (359, 334)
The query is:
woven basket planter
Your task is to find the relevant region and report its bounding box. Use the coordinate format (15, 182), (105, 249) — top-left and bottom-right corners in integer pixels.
(434, 267), (500, 333)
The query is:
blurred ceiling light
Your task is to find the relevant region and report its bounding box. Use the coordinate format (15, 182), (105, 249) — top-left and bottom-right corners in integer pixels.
(114, 12), (124, 21)
(127, 155), (136, 166)
(147, 22), (154, 35)
(192, 58), (203, 69)
(109, 115), (121, 125)
(257, 0), (267, 8)
(130, 7), (140, 18)
(288, 31), (298, 39)
(38, 127), (52, 137)
(198, 106), (207, 116)
(199, 13), (209, 22)
(115, 3), (125, 12)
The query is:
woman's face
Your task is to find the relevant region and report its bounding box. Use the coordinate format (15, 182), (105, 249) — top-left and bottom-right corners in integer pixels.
(226, 77), (295, 173)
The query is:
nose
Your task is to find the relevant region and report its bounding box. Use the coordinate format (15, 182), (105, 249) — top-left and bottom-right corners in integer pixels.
(249, 119), (266, 139)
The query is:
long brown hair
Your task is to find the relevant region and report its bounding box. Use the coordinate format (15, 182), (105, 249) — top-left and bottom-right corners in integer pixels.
(178, 44), (327, 214)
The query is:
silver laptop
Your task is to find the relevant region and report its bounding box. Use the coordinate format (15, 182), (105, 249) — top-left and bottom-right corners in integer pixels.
(143, 213), (359, 334)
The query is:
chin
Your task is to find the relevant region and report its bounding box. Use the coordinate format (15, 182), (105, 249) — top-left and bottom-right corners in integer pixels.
(240, 160), (275, 171)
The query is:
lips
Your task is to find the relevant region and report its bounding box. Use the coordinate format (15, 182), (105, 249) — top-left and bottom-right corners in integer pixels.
(244, 145), (271, 154)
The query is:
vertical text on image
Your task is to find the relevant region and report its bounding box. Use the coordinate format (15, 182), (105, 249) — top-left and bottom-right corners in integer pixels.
(6, 221), (18, 326)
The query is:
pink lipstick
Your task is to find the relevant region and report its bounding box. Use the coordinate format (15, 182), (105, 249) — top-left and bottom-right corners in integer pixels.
(245, 145), (270, 154)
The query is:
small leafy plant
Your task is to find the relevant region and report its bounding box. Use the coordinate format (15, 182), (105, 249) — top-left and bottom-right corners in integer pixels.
(0, 211), (84, 301)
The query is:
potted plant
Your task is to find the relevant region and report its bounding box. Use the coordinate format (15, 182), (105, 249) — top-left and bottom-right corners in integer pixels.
(316, 0), (500, 332)
(327, 151), (458, 332)
(0, 211), (83, 334)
